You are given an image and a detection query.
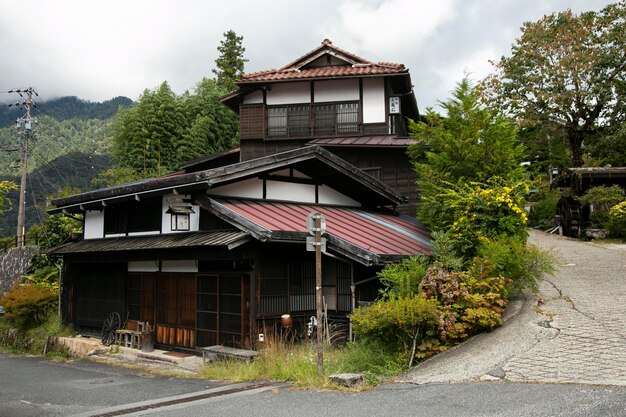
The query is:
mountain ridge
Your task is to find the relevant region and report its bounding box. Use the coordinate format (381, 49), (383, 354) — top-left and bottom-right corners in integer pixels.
(0, 95), (133, 127)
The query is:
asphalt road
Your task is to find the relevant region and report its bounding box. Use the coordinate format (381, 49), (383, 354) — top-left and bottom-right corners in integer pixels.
(3, 353), (626, 416)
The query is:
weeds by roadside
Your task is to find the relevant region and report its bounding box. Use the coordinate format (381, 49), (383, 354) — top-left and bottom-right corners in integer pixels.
(200, 333), (403, 390)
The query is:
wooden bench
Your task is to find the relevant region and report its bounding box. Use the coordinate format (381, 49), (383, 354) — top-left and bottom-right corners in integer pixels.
(115, 320), (151, 349)
(200, 345), (259, 363)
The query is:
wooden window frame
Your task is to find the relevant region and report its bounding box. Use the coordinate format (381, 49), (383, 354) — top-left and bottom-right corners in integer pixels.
(265, 100), (361, 139)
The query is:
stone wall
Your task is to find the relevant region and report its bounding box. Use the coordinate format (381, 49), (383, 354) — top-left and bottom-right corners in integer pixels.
(0, 246), (37, 295)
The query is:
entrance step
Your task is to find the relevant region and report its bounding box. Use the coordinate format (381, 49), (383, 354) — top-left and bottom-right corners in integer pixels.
(201, 345), (259, 363)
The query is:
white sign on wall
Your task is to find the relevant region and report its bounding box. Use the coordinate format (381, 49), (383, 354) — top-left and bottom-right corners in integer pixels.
(389, 96), (401, 114)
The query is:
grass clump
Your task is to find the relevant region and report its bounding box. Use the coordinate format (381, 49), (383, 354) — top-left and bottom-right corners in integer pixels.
(200, 333), (403, 389)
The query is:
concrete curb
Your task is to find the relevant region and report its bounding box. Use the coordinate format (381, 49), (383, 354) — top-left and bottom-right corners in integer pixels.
(397, 290), (542, 384)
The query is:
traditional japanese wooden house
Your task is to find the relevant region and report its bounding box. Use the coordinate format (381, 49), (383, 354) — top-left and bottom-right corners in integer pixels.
(49, 147), (430, 351)
(220, 39), (421, 215)
(48, 40), (429, 352)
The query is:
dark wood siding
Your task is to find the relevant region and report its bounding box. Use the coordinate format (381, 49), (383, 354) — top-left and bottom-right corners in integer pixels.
(325, 147), (418, 216)
(155, 273), (196, 348)
(72, 263), (126, 330)
(240, 104), (265, 139)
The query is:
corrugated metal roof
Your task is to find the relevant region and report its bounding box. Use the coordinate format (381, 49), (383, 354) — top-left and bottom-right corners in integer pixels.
(48, 230), (250, 255)
(307, 135), (416, 147)
(212, 198), (431, 258)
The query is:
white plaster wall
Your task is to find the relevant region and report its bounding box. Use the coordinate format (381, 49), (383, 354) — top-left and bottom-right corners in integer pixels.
(128, 261), (159, 272)
(307, 55), (349, 67)
(266, 181), (316, 203)
(161, 260), (198, 273)
(161, 194), (200, 234)
(208, 178), (263, 199)
(362, 77), (385, 123)
(314, 79), (359, 103)
(128, 231), (160, 237)
(242, 90), (263, 104)
(318, 185), (360, 206)
(84, 210), (104, 239)
(268, 169), (312, 179)
(266, 82), (310, 105)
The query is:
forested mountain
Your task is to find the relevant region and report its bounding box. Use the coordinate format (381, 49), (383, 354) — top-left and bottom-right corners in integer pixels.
(0, 152), (111, 239)
(0, 96), (132, 127)
(0, 96), (131, 236)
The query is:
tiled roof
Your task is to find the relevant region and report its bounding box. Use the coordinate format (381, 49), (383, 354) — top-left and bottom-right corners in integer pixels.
(240, 63), (406, 83)
(48, 230), (250, 255)
(279, 38), (374, 70)
(239, 39), (407, 83)
(211, 198), (431, 264)
(307, 135), (416, 147)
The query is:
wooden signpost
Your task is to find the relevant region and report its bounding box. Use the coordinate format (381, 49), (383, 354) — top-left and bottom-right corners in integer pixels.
(306, 211), (326, 376)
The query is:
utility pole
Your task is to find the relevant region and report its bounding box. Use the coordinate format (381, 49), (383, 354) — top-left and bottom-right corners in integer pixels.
(306, 212), (327, 377)
(9, 87), (37, 247)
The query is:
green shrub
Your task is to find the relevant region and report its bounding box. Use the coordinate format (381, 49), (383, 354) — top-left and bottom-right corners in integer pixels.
(430, 231), (465, 271)
(351, 296), (439, 366)
(528, 191), (559, 228)
(22, 266), (59, 290)
(378, 255), (430, 299)
(420, 178), (529, 262)
(608, 201), (626, 238)
(420, 266), (509, 343)
(0, 284), (58, 330)
(472, 236), (554, 295)
(589, 210), (611, 229)
(335, 339), (405, 383)
(579, 185), (625, 212)
(0, 313), (73, 355)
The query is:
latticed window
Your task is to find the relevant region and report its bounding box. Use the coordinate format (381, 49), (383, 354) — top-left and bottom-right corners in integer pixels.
(267, 107), (288, 137)
(259, 262), (289, 314)
(313, 102), (359, 135)
(266, 101), (360, 138)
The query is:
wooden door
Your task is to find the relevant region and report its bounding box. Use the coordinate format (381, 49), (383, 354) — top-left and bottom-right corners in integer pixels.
(155, 273), (196, 348)
(197, 274), (249, 348)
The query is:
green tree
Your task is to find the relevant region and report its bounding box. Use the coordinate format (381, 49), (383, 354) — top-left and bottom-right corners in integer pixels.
(111, 82), (185, 177)
(177, 78), (239, 162)
(408, 78), (526, 236)
(482, 2), (626, 167)
(0, 180), (17, 212)
(212, 30), (246, 92)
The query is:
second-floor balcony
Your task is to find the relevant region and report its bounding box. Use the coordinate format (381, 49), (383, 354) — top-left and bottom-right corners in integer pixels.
(239, 101), (394, 140)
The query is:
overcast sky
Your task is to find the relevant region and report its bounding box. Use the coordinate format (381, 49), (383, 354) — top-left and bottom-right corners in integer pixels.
(0, 0), (615, 110)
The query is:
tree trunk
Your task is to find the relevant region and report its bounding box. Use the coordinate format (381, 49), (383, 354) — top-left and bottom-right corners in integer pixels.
(568, 130), (585, 167)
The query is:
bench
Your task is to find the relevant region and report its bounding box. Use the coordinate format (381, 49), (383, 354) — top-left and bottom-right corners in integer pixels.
(200, 345), (259, 363)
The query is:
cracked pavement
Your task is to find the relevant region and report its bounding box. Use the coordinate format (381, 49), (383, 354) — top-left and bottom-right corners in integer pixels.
(400, 230), (626, 386)
(504, 231), (626, 385)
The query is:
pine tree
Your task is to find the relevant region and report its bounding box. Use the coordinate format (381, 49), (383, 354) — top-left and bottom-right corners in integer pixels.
(212, 30), (246, 92)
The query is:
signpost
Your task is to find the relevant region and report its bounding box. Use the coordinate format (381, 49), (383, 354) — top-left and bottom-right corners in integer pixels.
(306, 211), (326, 376)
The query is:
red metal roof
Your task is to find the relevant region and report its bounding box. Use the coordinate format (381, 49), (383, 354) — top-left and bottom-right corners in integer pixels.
(307, 135), (416, 147)
(212, 198), (431, 259)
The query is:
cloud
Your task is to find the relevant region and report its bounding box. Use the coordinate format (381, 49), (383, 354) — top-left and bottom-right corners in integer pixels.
(0, 0), (618, 108)
(325, 0), (458, 58)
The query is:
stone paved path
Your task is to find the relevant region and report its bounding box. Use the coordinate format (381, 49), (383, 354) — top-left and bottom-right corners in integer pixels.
(504, 231), (626, 385)
(400, 230), (626, 386)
